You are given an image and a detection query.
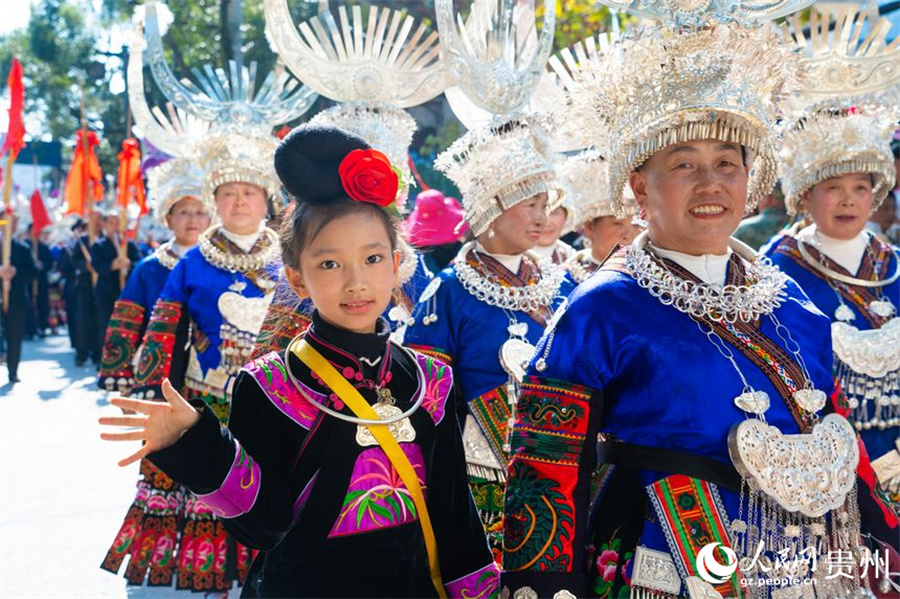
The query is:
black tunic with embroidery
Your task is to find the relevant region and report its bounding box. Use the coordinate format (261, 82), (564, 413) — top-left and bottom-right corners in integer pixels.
(150, 312), (498, 598)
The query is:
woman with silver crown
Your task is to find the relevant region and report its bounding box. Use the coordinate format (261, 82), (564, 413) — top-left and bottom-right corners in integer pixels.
(125, 127), (282, 594)
(404, 114), (573, 559)
(763, 9), (900, 508)
(558, 151), (642, 284)
(97, 158), (210, 394)
(500, 3), (899, 598)
(99, 156), (212, 586)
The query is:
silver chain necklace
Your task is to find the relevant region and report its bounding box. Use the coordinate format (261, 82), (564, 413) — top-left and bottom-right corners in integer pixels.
(453, 241), (567, 312)
(152, 240), (180, 271)
(626, 231), (788, 323)
(198, 225), (280, 275)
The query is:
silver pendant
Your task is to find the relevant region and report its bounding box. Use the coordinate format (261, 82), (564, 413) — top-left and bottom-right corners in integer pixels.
(728, 413), (859, 517)
(834, 304), (855, 322)
(507, 322), (528, 338)
(355, 401), (416, 447)
(734, 390), (770, 414)
(500, 338), (536, 383)
(418, 277), (442, 304)
(869, 299), (896, 319)
(792, 388), (827, 412)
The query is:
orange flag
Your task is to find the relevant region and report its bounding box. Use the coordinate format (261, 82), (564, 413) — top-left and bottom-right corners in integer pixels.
(116, 138), (147, 214)
(1, 57), (25, 160)
(64, 129), (103, 215)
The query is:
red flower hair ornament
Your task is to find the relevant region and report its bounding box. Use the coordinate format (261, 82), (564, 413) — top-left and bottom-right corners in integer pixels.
(338, 149), (400, 209)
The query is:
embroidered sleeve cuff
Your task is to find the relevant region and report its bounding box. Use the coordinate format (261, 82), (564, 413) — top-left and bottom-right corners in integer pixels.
(499, 571), (587, 599)
(195, 441), (262, 519)
(445, 562), (500, 599)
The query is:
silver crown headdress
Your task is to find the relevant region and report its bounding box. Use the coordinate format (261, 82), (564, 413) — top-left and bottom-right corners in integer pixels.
(778, 8), (900, 214)
(555, 150), (630, 228)
(264, 0), (451, 107)
(541, 34), (616, 153)
(434, 0), (563, 237)
(569, 0), (812, 217)
(146, 158), (206, 224)
(436, 114), (561, 237)
(131, 0), (317, 215)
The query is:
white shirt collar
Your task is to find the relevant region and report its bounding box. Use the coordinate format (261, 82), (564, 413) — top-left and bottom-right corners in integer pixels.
(652, 245), (733, 287)
(475, 241), (523, 274)
(221, 222), (265, 254)
(797, 225), (868, 275)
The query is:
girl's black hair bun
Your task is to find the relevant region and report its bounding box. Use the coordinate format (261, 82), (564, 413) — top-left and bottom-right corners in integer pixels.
(274, 124), (371, 204)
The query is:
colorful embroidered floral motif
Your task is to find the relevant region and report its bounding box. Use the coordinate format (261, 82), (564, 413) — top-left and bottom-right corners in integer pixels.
(504, 376), (594, 573)
(99, 299), (145, 389)
(591, 535), (633, 598)
(406, 343), (453, 366)
(250, 301), (312, 360)
(244, 352), (317, 429)
(413, 351), (452, 425)
(134, 300), (183, 387)
(648, 474), (743, 598)
(328, 444), (426, 537)
(196, 443), (262, 518)
(444, 562), (501, 598)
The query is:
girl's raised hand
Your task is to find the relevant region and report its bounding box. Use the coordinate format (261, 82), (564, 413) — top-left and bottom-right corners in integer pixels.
(98, 378), (201, 467)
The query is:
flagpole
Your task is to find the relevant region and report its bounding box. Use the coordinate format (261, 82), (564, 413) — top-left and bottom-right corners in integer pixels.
(1, 152), (14, 312)
(79, 79), (97, 287)
(31, 149), (39, 315)
(119, 109), (133, 290)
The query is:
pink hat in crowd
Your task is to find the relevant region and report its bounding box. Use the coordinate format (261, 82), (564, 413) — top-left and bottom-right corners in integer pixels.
(402, 189), (469, 247)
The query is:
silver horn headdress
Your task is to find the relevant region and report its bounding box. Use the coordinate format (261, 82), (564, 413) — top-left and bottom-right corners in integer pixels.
(433, 0), (564, 236)
(130, 0), (318, 215)
(778, 7), (900, 214)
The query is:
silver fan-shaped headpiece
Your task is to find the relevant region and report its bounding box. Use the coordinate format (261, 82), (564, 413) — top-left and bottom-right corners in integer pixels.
(264, 0), (452, 107)
(140, 0), (317, 128)
(436, 0), (557, 125)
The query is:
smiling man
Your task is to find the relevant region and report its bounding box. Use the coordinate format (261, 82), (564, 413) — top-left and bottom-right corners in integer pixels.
(500, 3), (899, 598)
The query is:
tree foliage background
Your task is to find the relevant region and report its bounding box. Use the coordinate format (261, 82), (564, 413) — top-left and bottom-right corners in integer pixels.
(0, 0), (617, 195)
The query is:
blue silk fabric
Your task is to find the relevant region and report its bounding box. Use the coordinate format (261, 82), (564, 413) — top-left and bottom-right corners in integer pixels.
(404, 263), (573, 404)
(119, 252), (173, 325)
(764, 232), (900, 462)
(156, 246), (275, 383)
(533, 258), (831, 551)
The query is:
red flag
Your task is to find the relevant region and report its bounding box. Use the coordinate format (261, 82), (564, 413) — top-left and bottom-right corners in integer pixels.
(30, 189), (50, 235)
(64, 129), (104, 215)
(1, 58), (25, 160)
(116, 138), (147, 214)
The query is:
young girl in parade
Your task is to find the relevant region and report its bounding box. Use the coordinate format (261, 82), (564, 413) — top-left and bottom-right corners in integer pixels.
(99, 124), (498, 598)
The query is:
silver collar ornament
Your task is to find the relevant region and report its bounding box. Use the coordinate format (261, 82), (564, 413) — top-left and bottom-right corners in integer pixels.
(626, 231), (789, 324)
(453, 242), (567, 313)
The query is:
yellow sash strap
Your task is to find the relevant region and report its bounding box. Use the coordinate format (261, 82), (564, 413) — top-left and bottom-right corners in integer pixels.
(292, 340), (447, 598)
